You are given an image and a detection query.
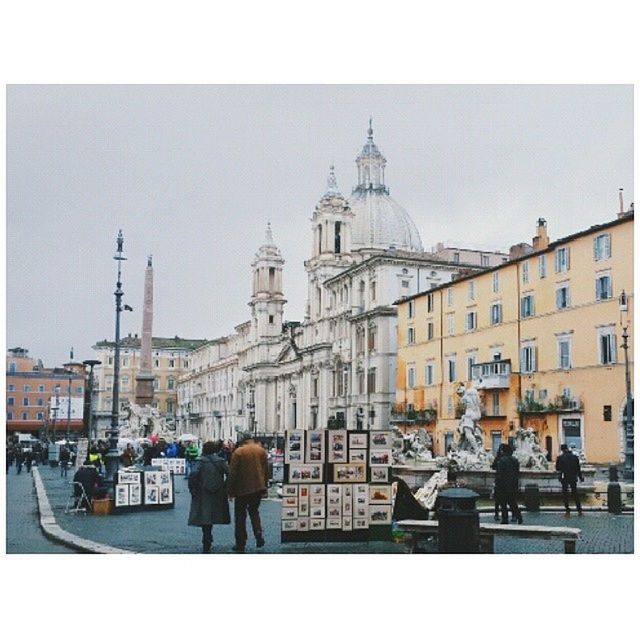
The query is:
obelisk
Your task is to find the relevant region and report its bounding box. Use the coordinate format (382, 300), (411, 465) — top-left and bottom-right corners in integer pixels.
(135, 255), (155, 407)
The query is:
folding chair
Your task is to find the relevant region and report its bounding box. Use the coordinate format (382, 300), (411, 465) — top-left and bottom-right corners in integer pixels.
(65, 481), (91, 514)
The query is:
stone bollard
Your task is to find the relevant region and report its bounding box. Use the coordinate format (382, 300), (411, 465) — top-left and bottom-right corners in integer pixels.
(524, 483), (540, 512)
(437, 488), (480, 553)
(607, 482), (622, 514)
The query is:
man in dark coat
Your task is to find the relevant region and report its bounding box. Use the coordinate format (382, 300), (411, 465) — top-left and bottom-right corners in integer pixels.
(73, 463), (102, 510)
(494, 444), (523, 524)
(59, 446), (71, 477)
(556, 444), (584, 515)
(227, 432), (268, 553)
(188, 440), (230, 553)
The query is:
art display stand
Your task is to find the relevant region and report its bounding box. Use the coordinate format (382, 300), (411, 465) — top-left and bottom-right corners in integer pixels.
(112, 465), (176, 513)
(281, 429), (393, 544)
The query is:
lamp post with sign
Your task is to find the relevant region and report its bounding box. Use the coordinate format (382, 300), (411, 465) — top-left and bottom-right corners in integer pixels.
(619, 290), (634, 480)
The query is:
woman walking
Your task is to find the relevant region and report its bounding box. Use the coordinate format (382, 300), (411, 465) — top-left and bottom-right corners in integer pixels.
(188, 440), (230, 553)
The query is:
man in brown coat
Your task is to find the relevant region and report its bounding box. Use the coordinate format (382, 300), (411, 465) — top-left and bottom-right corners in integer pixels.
(227, 432), (268, 552)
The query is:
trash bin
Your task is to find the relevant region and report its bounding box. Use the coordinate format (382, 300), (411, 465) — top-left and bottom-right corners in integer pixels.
(524, 483), (540, 512)
(437, 488), (480, 553)
(607, 482), (622, 514)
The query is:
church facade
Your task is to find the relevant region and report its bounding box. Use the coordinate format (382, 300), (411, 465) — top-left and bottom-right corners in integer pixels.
(176, 125), (500, 441)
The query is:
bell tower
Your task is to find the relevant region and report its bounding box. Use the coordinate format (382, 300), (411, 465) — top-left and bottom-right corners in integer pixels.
(249, 223), (286, 338)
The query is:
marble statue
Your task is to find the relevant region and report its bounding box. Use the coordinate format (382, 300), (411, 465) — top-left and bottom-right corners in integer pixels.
(414, 468), (449, 511)
(119, 402), (174, 441)
(513, 427), (549, 470)
(392, 427), (434, 464)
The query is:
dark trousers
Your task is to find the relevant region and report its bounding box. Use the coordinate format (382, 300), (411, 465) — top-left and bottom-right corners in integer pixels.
(201, 525), (213, 553)
(234, 491), (263, 547)
(561, 480), (582, 512)
(496, 489), (522, 523)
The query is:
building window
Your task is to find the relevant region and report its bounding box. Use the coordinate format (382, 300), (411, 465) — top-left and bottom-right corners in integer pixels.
(453, 252), (460, 263)
(468, 281), (475, 301)
(8, 397), (15, 406)
(427, 321), (434, 341)
(24, 385), (31, 392)
(38, 385), (45, 392)
(522, 261), (529, 284)
(520, 343), (537, 373)
(108, 357), (113, 365)
(595, 274), (612, 300)
(520, 294), (535, 318)
(37, 412), (44, 421)
(427, 293), (433, 313)
(557, 337), (572, 370)
(555, 247), (570, 273)
(22, 412), (28, 421)
(446, 357), (456, 383)
(8, 385), (15, 391)
(23, 398), (29, 406)
(334, 221), (342, 254)
(408, 300), (415, 319)
(9, 363), (16, 373)
(368, 325), (377, 352)
(465, 311), (477, 331)
(367, 368), (376, 394)
(37, 398), (44, 406)
(401, 280), (409, 289)
(490, 302), (503, 325)
(603, 405), (612, 422)
(312, 376), (319, 398)
(184, 360), (189, 368)
(167, 401), (174, 414)
(598, 327), (617, 365)
(407, 327), (415, 345)
(425, 363), (435, 386)
(54, 384), (60, 393)
(447, 314), (455, 336)
(153, 378), (159, 390)
(76, 386), (83, 394)
(447, 288), (454, 306)
(467, 354), (476, 381)
(593, 233), (611, 261)
(492, 272), (499, 293)
(539, 389), (548, 401)
(154, 359), (159, 368)
(169, 359), (175, 368)
(556, 285), (571, 310)
(370, 281), (376, 302)
(539, 254), (547, 279)
(492, 392), (500, 416)
(167, 378), (175, 390)
(269, 314), (274, 324)
(481, 254), (490, 267)
(7, 412), (13, 420)
(122, 357), (129, 367)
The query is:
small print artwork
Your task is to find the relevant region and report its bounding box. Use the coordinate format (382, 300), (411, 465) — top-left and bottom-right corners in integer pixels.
(129, 484), (142, 506)
(326, 518), (342, 529)
(354, 518), (369, 529)
(297, 518), (309, 531)
(145, 485), (159, 505)
(369, 504), (392, 525)
(159, 485), (173, 504)
(159, 471), (171, 486)
(118, 471), (140, 484)
(298, 485), (309, 499)
(283, 496), (298, 507)
(355, 484), (368, 495)
(310, 505), (325, 519)
(327, 484), (341, 496)
(305, 430), (325, 464)
(355, 505), (369, 518)
(342, 518), (353, 531)
(282, 519), (298, 531)
(370, 431), (393, 449)
(342, 485), (352, 499)
(328, 430), (347, 463)
(370, 467), (389, 483)
(369, 450), (392, 466)
(349, 432), (368, 449)
(282, 507), (298, 519)
(333, 463), (366, 483)
(285, 430), (305, 464)
(369, 485), (392, 504)
(289, 464), (323, 483)
(310, 496), (324, 507)
(349, 450), (366, 463)
(328, 495), (341, 507)
(299, 501), (309, 516)
(283, 485), (298, 497)
(327, 506), (342, 518)
(145, 471), (159, 486)
(343, 501), (352, 515)
(310, 519), (325, 530)
(115, 484), (129, 507)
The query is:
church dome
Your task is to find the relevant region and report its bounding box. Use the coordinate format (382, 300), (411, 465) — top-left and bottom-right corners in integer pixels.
(347, 122), (423, 252)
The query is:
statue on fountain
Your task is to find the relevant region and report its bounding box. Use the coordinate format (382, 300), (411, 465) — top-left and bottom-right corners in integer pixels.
(513, 427), (549, 469)
(119, 402), (175, 441)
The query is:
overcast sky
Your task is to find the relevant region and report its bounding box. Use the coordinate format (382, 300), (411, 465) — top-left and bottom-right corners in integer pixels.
(6, 85), (633, 367)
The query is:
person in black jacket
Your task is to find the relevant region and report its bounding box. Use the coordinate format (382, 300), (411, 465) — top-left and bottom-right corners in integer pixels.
(494, 444), (523, 524)
(556, 444), (584, 515)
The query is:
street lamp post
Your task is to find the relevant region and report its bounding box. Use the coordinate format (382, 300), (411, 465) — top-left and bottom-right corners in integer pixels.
(66, 351), (73, 440)
(104, 230), (127, 484)
(52, 392), (60, 442)
(619, 290), (634, 480)
(83, 359), (101, 448)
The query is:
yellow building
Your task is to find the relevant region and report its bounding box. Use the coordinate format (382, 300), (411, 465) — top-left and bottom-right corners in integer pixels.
(395, 212), (633, 464)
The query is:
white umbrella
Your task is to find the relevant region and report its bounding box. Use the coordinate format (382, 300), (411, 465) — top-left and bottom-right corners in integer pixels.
(178, 433), (198, 442)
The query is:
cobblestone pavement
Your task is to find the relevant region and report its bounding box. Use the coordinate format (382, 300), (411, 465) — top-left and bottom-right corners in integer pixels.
(5, 466), (74, 553)
(12, 466), (635, 554)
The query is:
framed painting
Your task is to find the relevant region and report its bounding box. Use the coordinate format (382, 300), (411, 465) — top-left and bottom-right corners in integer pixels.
(326, 518), (342, 529)
(289, 464), (323, 484)
(333, 463), (366, 483)
(129, 483), (142, 506)
(310, 519), (325, 530)
(349, 432), (368, 449)
(283, 485), (298, 497)
(282, 507), (298, 520)
(348, 449), (367, 463)
(370, 467), (389, 483)
(297, 518), (310, 531)
(159, 485), (173, 504)
(115, 484), (129, 507)
(144, 485), (159, 505)
(305, 429), (325, 463)
(327, 430), (347, 463)
(369, 504), (392, 525)
(282, 519), (298, 531)
(285, 430), (305, 464)
(370, 431), (393, 450)
(369, 485), (392, 504)
(369, 449), (392, 466)
(354, 518), (369, 530)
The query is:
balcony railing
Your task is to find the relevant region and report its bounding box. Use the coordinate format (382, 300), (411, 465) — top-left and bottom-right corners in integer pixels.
(517, 396), (584, 414)
(390, 408), (437, 424)
(471, 359), (511, 389)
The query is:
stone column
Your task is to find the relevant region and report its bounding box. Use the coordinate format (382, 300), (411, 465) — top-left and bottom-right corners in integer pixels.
(135, 256), (155, 406)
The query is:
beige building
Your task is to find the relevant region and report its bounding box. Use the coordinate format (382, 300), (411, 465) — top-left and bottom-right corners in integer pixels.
(395, 212), (634, 464)
(92, 334), (207, 435)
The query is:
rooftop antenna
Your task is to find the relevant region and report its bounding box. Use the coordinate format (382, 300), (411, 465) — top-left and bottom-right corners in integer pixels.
(619, 188), (624, 214)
